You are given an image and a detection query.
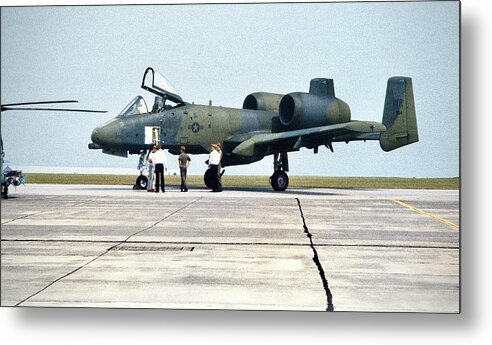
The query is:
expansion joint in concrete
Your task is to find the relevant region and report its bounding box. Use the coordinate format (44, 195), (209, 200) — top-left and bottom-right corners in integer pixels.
(108, 197), (203, 249)
(296, 198), (334, 312)
(14, 197), (202, 307)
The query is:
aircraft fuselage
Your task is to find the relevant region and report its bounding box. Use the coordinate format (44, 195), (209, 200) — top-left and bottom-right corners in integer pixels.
(90, 104), (278, 166)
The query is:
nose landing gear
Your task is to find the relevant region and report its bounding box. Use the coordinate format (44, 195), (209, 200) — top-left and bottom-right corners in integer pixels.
(270, 152), (289, 191)
(135, 175), (148, 190)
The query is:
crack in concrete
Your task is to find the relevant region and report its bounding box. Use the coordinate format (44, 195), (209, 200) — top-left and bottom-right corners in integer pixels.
(1, 210), (47, 225)
(296, 198), (334, 312)
(15, 197), (202, 307)
(1, 195), (109, 225)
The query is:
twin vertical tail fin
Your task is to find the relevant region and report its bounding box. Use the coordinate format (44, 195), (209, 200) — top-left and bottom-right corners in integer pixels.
(379, 76), (419, 151)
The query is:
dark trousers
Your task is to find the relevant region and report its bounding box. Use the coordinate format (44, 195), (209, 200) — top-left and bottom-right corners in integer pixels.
(217, 163), (223, 191)
(180, 167), (188, 191)
(210, 164), (222, 191)
(155, 163), (165, 192)
(210, 164), (218, 190)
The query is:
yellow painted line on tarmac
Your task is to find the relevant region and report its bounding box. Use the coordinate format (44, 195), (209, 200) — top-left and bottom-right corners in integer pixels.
(389, 199), (459, 230)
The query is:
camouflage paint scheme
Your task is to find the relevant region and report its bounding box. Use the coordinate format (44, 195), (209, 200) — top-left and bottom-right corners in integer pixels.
(89, 68), (418, 189)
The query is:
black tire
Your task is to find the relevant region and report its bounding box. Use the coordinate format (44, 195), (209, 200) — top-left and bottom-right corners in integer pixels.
(135, 175), (148, 190)
(204, 169), (214, 189)
(1, 185), (8, 199)
(270, 171), (289, 191)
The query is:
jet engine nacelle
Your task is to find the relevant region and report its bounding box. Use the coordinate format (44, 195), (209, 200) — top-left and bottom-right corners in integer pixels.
(279, 93), (351, 129)
(243, 92), (284, 112)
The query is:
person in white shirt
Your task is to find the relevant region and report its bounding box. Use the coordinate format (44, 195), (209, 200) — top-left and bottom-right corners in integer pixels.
(208, 143), (222, 192)
(153, 144), (168, 193)
(216, 143), (223, 191)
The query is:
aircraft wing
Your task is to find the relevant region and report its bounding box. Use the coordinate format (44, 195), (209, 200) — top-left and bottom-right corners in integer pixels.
(230, 120), (386, 157)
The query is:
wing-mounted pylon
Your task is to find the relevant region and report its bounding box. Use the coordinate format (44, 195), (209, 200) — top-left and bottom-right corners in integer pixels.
(141, 67), (184, 105)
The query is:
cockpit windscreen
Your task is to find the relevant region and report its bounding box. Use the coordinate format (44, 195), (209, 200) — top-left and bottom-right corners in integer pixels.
(118, 96), (148, 117)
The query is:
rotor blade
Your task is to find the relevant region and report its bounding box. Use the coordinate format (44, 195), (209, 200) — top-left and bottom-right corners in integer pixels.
(1, 100), (78, 107)
(1, 107), (107, 113)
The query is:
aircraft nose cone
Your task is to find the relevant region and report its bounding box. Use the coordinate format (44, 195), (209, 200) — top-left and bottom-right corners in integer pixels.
(91, 127), (101, 144)
(90, 120), (121, 147)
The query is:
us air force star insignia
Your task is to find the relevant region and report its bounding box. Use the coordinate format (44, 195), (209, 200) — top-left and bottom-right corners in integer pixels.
(191, 122), (200, 133)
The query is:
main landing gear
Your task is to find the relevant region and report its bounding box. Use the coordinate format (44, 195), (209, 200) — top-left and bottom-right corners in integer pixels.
(204, 168), (214, 189)
(270, 152), (289, 191)
(204, 167), (225, 189)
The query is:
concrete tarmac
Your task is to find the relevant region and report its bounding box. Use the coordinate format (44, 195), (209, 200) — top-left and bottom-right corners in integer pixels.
(1, 184), (459, 312)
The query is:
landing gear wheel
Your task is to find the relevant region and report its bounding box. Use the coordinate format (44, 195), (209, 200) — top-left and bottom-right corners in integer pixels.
(204, 169), (214, 189)
(1, 184), (8, 199)
(270, 171), (289, 191)
(135, 175), (148, 190)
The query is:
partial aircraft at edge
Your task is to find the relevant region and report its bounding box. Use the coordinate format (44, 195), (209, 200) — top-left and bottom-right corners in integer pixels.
(89, 67), (419, 191)
(1, 101), (107, 199)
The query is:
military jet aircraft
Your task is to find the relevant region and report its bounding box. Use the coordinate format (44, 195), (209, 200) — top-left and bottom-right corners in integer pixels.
(89, 67), (418, 191)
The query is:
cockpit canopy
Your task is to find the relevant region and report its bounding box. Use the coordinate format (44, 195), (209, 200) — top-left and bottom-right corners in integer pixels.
(117, 96), (148, 117)
(117, 68), (185, 117)
(141, 67), (184, 105)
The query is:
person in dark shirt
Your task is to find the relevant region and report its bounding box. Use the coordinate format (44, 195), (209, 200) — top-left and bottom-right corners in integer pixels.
(178, 146), (191, 192)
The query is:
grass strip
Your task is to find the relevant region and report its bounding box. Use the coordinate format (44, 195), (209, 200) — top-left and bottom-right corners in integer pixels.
(23, 173), (459, 190)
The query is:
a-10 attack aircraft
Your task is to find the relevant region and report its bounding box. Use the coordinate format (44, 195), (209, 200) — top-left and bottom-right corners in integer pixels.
(89, 67), (418, 191)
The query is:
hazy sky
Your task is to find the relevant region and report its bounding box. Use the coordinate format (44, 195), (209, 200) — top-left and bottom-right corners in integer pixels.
(1, 1), (460, 177)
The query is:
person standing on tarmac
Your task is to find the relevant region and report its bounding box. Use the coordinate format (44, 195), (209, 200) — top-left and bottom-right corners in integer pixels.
(178, 146), (191, 192)
(147, 145), (157, 192)
(216, 143), (223, 192)
(208, 143), (223, 192)
(153, 144), (168, 193)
